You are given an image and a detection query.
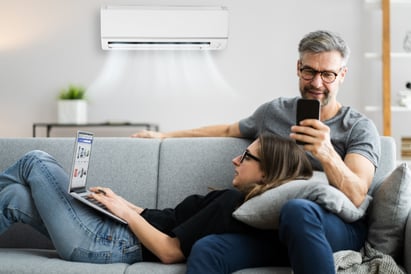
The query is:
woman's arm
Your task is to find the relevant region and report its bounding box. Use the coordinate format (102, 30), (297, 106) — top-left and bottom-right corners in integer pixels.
(89, 187), (185, 263)
(124, 211), (185, 264)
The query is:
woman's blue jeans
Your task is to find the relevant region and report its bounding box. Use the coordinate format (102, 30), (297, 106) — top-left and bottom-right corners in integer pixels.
(0, 150), (142, 263)
(187, 198), (367, 274)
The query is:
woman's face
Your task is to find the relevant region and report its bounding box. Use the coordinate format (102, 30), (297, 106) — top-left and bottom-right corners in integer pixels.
(231, 140), (265, 191)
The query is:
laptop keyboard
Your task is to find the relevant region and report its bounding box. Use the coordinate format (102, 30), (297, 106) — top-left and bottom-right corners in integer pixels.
(85, 196), (108, 210)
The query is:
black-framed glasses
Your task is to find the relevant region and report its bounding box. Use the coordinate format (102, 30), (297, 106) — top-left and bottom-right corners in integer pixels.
(240, 150), (261, 163)
(299, 66), (343, 84)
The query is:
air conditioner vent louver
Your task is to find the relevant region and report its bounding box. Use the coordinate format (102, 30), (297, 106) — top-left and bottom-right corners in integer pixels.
(101, 6), (229, 50)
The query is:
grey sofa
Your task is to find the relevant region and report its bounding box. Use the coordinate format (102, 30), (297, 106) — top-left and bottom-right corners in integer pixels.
(0, 136), (408, 274)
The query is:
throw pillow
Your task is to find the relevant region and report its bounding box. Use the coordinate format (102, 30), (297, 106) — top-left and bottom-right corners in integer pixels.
(233, 171), (371, 230)
(367, 162), (411, 262)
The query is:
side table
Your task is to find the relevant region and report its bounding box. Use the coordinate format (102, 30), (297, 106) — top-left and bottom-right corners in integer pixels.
(33, 122), (159, 137)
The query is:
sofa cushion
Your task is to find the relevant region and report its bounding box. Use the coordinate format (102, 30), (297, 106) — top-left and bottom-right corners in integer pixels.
(233, 171), (371, 229)
(90, 138), (161, 208)
(404, 208), (411, 273)
(367, 163), (411, 262)
(0, 249), (128, 274)
(157, 138), (250, 209)
(125, 262), (186, 274)
(368, 136), (396, 195)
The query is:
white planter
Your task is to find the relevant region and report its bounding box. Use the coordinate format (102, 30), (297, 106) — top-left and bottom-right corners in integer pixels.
(58, 100), (87, 124)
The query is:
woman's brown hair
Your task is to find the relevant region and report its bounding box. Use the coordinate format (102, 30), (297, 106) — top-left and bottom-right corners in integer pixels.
(244, 132), (313, 201)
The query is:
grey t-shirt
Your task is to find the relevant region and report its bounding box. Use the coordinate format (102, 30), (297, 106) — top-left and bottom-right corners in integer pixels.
(239, 96), (381, 171)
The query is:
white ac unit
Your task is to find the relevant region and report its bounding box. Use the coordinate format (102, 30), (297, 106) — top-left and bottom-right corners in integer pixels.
(100, 5), (229, 50)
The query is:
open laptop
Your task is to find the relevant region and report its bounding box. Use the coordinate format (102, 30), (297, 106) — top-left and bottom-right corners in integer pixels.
(68, 131), (127, 224)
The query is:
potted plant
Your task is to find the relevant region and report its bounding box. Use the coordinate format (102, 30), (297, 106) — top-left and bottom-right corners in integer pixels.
(57, 84), (87, 124)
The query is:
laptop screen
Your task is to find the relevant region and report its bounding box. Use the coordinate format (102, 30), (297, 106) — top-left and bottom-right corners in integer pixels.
(70, 131), (93, 190)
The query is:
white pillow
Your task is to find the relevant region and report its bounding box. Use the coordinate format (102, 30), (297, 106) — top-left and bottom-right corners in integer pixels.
(233, 171), (371, 229)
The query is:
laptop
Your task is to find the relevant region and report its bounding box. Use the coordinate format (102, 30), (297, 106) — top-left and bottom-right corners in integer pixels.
(68, 131), (127, 224)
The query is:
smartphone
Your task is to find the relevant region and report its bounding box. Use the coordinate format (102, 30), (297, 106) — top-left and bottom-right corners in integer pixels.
(296, 99), (320, 144)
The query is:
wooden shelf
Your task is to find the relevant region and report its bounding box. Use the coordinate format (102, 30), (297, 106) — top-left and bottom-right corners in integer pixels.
(365, 105), (411, 112)
(365, 0), (411, 8)
(365, 52), (411, 58)
(364, 0), (411, 135)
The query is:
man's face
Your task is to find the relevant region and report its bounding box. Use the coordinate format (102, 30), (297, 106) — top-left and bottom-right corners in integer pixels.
(297, 51), (347, 107)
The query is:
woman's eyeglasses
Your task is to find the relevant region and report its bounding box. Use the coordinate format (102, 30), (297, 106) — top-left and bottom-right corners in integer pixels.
(240, 150), (261, 163)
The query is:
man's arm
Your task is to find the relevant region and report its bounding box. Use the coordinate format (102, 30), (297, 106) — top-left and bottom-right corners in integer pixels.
(291, 119), (375, 207)
(321, 152), (374, 207)
(131, 123), (242, 139)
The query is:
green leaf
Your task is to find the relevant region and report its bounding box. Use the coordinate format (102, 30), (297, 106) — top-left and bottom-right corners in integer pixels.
(58, 84), (86, 100)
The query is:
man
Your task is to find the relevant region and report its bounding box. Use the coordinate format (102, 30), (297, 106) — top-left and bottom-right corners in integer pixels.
(132, 30), (380, 274)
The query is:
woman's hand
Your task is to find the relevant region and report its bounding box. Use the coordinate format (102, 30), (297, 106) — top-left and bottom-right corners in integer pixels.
(88, 187), (143, 220)
(89, 187), (185, 263)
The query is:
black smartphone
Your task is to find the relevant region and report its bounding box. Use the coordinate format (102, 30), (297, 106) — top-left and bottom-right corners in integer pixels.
(296, 99), (320, 144)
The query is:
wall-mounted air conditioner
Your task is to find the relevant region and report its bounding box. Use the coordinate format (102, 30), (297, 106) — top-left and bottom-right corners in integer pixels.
(100, 5), (229, 50)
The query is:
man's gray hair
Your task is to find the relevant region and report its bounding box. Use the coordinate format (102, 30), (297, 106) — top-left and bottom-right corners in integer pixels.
(298, 30), (351, 66)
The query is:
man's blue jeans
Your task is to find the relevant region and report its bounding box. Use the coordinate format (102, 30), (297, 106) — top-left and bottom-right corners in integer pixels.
(186, 198), (367, 274)
(0, 150), (141, 263)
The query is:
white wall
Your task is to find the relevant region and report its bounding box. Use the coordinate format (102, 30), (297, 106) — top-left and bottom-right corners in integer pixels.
(0, 0), (368, 137)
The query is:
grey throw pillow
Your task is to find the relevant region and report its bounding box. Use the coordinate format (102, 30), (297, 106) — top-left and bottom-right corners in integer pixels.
(233, 171), (371, 229)
(367, 163), (411, 262)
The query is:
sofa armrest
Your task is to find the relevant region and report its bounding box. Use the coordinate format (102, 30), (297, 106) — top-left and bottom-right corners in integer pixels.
(404, 210), (411, 273)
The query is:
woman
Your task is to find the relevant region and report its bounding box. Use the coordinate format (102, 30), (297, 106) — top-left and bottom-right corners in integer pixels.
(0, 133), (312, 264)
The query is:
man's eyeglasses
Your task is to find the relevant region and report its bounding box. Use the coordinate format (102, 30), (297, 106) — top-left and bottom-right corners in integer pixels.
(240, 150), (261, 163)
(299, 65), (343, 84)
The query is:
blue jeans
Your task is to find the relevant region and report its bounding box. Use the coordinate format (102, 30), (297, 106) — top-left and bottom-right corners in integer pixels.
(0, 150), (142, 264)
(186, 232), (288, 274)
(186, 199), (367, 274)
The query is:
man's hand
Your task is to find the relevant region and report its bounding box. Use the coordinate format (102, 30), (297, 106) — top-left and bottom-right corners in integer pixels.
(290, 119), (333, 162)
(131, 130), (165, 139)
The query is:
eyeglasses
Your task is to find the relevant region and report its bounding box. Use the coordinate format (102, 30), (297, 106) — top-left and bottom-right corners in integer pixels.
(239, 150), (261, 163)
(299, 65), (343, 84)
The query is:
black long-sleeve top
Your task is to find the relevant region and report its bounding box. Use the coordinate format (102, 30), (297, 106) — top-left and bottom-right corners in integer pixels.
(140, 189), (268, 261)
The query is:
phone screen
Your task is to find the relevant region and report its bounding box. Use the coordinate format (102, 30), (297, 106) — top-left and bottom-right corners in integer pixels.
(296, 99), (320, 125)
(296, 99), (320, 145)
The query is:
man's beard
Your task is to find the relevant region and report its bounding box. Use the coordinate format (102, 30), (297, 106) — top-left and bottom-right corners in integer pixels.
(301, 88), (330, 107)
